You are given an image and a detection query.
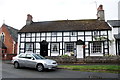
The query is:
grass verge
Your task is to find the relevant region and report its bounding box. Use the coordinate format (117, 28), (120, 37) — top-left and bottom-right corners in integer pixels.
(58, 65), (120, 73)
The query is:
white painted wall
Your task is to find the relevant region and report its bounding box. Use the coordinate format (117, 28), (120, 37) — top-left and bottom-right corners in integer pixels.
(118, 1), (120, 20)
(108, 30), (116, 55)
(18, 30), (111, 57)
(17, 34), (20, 55)
(113, 28), (118, 35)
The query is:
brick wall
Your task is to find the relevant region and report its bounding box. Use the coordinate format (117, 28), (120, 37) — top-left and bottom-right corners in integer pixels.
(45, 56), (120, 63)
(0, 25), (17, 60)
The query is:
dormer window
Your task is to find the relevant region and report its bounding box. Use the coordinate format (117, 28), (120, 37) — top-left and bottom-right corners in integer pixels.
(0, 33), (5, 42)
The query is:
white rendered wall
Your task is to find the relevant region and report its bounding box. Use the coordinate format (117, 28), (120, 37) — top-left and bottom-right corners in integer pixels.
(17, 34), (20, 55)
(108, 30), (116, 55)
(113, 28), (118, 35)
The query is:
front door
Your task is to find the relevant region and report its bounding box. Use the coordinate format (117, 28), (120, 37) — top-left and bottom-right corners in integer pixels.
(40, 40), (48, 57)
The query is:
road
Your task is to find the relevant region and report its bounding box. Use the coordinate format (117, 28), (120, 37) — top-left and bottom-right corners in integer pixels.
(1, 61), (119, 79)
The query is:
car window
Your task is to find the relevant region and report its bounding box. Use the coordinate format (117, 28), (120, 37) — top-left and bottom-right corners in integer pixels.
(26, 54), (33, 59)
(33, 54), (45, 59)
(19, 54), (26, 58)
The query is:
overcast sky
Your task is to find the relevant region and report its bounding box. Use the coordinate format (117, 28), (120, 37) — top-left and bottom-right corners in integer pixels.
(0, 0), (119, 30)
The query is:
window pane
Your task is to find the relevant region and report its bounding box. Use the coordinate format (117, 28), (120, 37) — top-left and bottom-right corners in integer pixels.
(64, 32), (69, 36)
(21, 43), (24, 48)
(91, 41), (102, 53)
(47, 33), (51, 36)
(41, 33), (45, 36)
(46, 37), (51, 42)
(32, 38), (35, 42)
(25, 43), (33, 52)
(26, 38), (30, 42)
(52, 32), (57, 36)
(36, 33), (40, 37)
(70, 32), (76, 36)
(32, 33), (35, 37)
(21, 33), (25, 37)
(26, 33), (31, 37)
(51, 43), (59, 53)
(36, 43), (40, 49)
(57, 32), (62, 36)
(57, 37), (62, 41)
(0, 33), (5, 42)
(36, 38), (40, 42)
(52, 37), (56, 42)
(65, 43), (74, 52)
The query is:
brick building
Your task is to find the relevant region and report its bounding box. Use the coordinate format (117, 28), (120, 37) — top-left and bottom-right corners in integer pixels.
(0, 24), (18, 60)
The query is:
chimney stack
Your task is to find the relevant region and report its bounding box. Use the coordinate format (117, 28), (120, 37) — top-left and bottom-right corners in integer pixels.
(97, 5), (105, 20)
(26, 14), (33, 25)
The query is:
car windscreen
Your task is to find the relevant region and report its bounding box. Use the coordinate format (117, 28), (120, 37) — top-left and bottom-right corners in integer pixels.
(33, 54), (45, 59)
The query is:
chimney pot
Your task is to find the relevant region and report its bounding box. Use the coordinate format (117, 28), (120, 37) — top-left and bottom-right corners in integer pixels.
(97, 4), (105, 21)
(97, 5), (103, 11)
(26, 14), (33, 25)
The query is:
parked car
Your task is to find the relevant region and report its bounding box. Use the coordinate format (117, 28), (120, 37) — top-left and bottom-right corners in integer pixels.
(12, 52), (58, 72)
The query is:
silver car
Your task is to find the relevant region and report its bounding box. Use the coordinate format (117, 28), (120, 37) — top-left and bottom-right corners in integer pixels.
(12, 53), (58, 72)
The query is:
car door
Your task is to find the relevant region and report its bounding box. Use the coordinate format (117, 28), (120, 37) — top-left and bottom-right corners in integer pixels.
(18, 54), (26, 67)
(25, 54), (36, 68)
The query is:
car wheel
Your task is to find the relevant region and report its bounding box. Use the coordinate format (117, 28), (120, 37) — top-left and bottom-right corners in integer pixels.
(36, 64), (44, 72)
(14, 62), (20, 69)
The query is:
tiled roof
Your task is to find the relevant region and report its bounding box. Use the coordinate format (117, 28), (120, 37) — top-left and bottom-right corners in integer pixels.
(4, 24), (18, 42)
(19, 19), (111, 33)
(107, 20), (120, 27)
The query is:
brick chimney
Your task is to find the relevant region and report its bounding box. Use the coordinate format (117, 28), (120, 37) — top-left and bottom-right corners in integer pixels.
(26, 14), (33, 25)
(97, 5), (105, 20)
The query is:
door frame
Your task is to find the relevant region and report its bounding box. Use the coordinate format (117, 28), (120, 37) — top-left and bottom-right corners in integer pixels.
(40, 40), (48, 57)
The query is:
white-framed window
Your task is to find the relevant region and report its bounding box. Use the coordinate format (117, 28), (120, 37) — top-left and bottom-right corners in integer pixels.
(52, 32), (57, 36)
(25, 43), (34, 52)
(26, 33), (31, 37)
(70, 32), (76, 36)
(51, 43), (59, 53)
(93, 31), (99, 37)
(32, 33), (35, 37)
(90, 41), (102, 53)
(21, 33), (25, 37)
(65, 42), (74, 52)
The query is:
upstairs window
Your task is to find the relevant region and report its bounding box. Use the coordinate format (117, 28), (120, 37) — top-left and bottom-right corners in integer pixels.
(70, 32), (76, 36)
(26, 33), (31, 37)
(52, 32), (57, 36)
(93, 31), (99, 37)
